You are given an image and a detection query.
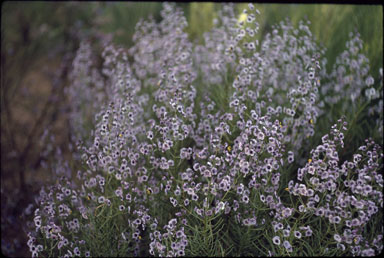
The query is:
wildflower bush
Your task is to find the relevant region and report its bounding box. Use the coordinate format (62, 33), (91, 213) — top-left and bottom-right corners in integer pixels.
(25, 3), (383, 257)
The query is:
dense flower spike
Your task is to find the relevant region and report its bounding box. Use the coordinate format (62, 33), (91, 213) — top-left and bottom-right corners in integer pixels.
(25, 3), (382, 257)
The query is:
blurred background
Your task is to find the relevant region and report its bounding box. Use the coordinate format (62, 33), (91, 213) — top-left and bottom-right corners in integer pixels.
(1, 2), (382, 257)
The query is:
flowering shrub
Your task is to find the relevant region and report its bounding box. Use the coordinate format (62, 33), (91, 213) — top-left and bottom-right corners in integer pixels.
(25, 3), (382, 257)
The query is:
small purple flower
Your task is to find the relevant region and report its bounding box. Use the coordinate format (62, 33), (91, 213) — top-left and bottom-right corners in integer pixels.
(272, 236), (281, 245)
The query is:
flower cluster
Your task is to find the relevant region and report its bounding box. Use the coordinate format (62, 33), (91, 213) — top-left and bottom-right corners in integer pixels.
(288, 118), (383, 255)
(25, 3), (382, 257)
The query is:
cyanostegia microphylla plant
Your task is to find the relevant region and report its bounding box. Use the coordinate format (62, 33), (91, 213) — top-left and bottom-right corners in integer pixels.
(25, 3), (383, 257)
(66, 40), (108, 144)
